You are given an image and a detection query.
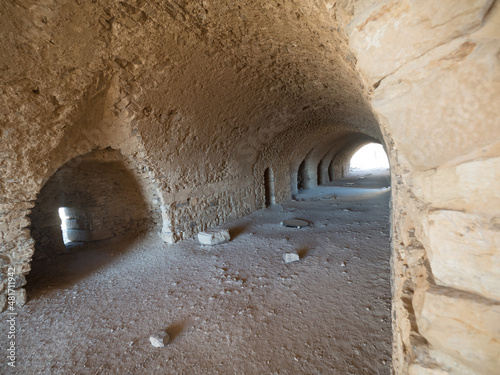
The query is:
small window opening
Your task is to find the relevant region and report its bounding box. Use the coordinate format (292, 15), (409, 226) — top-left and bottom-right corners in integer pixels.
(58, 207), (71, 245)
(58, 207), (88, 245)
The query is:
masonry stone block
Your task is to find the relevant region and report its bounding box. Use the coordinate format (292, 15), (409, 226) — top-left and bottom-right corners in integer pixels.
(425, 210), (500, 300)
(418, 289), (500, 374)
(414, 157), (500, 217)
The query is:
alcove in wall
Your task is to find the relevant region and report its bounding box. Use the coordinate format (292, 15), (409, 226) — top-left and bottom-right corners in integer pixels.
(297, 159), (306, 191)
(27, 149), (153, 294)
(264, 167), (276, 207)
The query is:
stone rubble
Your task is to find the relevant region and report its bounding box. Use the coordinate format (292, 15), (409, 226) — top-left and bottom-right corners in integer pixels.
(197, 229), (231, 246)
(149, 332), (170, 348)
(283, 253), (300, 264)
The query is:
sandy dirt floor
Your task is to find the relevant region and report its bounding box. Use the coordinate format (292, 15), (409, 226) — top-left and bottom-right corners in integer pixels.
(2, 175), (392, 375)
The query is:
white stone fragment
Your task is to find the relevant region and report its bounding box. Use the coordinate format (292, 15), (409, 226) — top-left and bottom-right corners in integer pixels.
(283, 253), (300, 264)
(149, 332), (170, 348)
(198, 229), (230, 245)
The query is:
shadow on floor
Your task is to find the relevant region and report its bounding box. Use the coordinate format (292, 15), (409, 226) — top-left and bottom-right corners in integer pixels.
(228, 225), (248, 240)
(297, 247), (309, 259)
(25, 235), (144, 301)
(165, 319), (192, 343)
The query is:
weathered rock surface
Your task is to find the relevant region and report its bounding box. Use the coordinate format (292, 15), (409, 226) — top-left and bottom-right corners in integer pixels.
(346, 0), (494, 85)
(417, 289), (500, 375)
(424, 210), (500, 300)
(413, 157), (500, 217)
(341, 1), (500, 373)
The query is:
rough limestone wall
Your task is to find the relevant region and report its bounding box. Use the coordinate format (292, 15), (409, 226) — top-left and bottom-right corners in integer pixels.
(104, 0), (382, 243)
(163, 182), (257, 242)
(1, 1), (385, 311)
(342, 1), (500, 374)
(0, 0), (161, 311)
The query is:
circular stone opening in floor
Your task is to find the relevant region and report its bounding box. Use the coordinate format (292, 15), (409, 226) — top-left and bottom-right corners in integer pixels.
(281, 219), (310, 228)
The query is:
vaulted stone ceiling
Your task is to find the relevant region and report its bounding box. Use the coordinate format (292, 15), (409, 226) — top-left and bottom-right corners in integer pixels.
(1, 0), (380, 191)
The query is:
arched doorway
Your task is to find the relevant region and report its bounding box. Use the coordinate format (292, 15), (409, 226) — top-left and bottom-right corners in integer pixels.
(297, 159), (306, 191)
(28, 149), (152, 294)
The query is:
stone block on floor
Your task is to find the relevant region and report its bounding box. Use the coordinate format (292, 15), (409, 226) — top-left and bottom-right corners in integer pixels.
(197, 229), (230, 245)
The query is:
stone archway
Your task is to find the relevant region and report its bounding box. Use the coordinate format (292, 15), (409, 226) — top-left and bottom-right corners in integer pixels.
(27, 148), (160, 292)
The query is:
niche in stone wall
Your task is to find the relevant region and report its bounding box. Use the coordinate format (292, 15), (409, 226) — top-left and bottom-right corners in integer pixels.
(317, 160), (323, 185)
(264, 167), (275, 207)
(297, 159), (306, 190)
(328, 159), (334, 182)
(29, 150), (150, 262)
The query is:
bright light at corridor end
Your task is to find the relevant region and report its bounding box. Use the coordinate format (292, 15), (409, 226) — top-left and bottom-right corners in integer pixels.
(349, 143), (389, 171)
